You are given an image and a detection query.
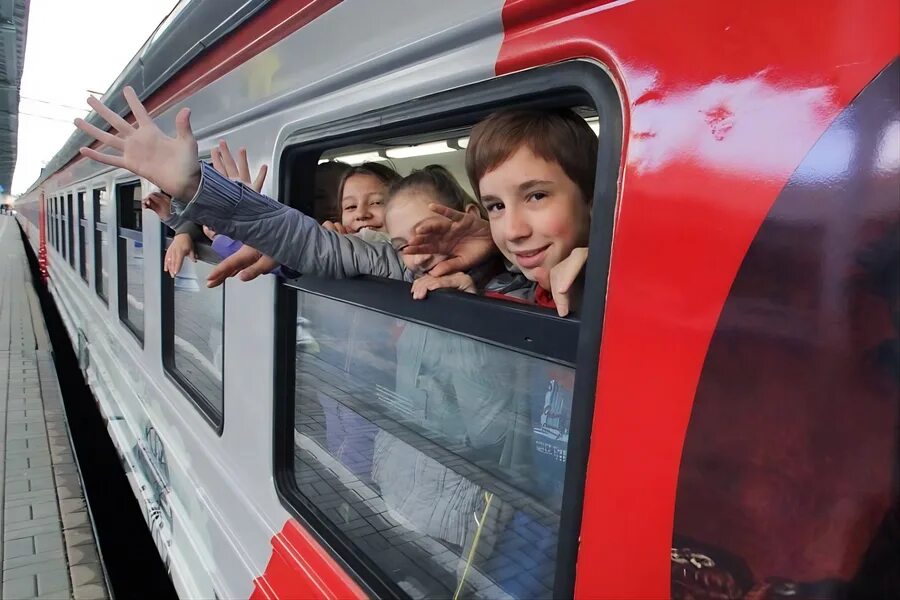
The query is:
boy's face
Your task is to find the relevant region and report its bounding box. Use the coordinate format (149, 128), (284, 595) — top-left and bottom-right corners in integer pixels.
(341, 173), (388, 233)
(385, 190), (449, 276)
(479, 146), (591, 288)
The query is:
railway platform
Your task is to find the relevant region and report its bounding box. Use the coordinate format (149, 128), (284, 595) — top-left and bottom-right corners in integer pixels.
(0, 215), (109, 600)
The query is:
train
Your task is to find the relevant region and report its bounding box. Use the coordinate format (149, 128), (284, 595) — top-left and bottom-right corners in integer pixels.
(12, 0), (899, 598)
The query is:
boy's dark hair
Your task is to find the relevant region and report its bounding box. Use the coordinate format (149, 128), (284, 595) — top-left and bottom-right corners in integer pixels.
(335, 162), (401, 208)
(465, 108), (598, 204)
(388, 164), (486, 218)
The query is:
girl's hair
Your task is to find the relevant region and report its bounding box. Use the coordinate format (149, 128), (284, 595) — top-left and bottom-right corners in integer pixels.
(388, 164), (486, 218)
(336, 162), (402, 209)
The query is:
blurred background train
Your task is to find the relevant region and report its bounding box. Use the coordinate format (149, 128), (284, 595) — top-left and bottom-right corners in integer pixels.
(11, 0), (900, 598)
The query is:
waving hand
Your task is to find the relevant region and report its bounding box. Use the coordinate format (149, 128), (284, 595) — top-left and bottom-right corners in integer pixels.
(74, 86), (201, 200)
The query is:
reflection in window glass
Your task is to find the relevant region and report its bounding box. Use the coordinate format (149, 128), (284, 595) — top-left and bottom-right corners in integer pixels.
(171, 259), (224, 416)
(291, 292), (573, 599)
(67, 194), (74, 267)
(122, 237), (144, 338)
(78, 192), (87, 281)
(94, 189), (108, 302)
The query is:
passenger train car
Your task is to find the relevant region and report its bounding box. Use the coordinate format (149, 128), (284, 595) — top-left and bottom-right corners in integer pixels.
(13, 0), (899, 598)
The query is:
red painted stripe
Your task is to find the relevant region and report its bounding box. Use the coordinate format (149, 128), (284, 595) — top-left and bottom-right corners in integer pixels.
(250, 519), (367, 600)
(496, 0), (898, 598)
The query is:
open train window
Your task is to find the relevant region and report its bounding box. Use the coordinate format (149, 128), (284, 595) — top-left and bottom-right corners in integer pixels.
(273, 62), (620, 599)
(77, 191), (88, 283)
(94, 188), (109, 304)
(66, 193), (75, 268)
(161, 227), (226, 433)
(116, 181), (144, 342)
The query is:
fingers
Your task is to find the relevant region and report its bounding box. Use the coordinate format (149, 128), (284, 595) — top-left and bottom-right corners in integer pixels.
(210, 148), (225, 175)
(322, 221), (348, 234)
(411, 214), (452, 236)
(237, 148), (252, 184)
(142, 192), (171, 219)
(86, 95), (133, 134)
(424, 256), (468, 278)
(73, 118), (124, 150)
(205, 245), (259, 287)
(79, 147), (127, 169)
(206, 261), (238, 288)
(237, 255), (278, 281)
(164, 245), (184, 278)
(428, 203), (466, 222)
(123, 86), (153, 126)
(174, 107), (194, 142)
(549, 247), (588, 317)
(410, 273), (475, 300)
(217, 140), (239, 178)
(252, 164), (268, 193)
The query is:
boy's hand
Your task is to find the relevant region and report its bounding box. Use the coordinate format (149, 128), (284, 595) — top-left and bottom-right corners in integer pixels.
(165, 233), (196, 278)
(402, 204), (496, 277)
(142, 191), (173, 221)
(548, 247), (588, 317)
(206, 244), (278, 288)
(411, 273), (477, 300)
(210, 140), (268, 192)
(74, 86), (201, 200)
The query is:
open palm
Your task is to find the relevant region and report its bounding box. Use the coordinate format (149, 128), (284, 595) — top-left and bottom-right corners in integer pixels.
(74, 86), (200, 200)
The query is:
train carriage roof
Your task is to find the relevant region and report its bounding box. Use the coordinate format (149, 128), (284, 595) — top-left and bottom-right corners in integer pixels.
(25, 0), (271, 195)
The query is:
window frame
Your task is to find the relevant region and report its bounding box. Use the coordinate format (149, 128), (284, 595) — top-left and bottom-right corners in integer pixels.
(115, 180), (144, 343)
(93, 187), (109, 304)
(160, 233), (226, 433)
(272, 61), (621, 599)
(77, 190), (88, 282)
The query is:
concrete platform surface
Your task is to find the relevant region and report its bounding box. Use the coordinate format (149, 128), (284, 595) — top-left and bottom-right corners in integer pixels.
(0, 216), (109, 600)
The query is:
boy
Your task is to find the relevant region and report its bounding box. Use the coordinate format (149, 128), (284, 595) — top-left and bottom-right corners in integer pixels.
(410, 108), (596, 316)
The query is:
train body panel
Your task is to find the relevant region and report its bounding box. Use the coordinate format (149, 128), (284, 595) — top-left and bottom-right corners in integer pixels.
(13, 0), (899, 598)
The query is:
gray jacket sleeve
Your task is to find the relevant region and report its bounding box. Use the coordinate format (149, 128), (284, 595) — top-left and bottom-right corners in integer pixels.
(174, 221), (204, 240)
(180, 162), (411, 282)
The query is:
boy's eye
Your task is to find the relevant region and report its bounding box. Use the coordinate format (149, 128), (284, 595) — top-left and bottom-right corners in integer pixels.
(343, 205), (357, 212)
(484, 201), (505, 213)
(527, 191), (548, 202)
(370, 199), (383, 206)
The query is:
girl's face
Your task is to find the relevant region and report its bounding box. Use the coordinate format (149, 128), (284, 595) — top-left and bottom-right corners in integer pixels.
(341, 173), (388, 233)
(385, 189), (449, 277)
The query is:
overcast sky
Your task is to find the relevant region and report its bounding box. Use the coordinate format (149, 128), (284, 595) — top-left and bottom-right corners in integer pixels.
(12, 0), (180, 194)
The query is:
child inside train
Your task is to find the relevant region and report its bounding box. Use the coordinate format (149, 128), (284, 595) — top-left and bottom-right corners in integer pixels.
(402, 108), (596, 317)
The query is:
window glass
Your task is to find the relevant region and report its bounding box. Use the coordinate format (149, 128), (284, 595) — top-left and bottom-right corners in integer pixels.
(78, 192), (87, 281)
(67, 194), (75, 267)
(290, 291), (573, 599)
(122, 238), (145, 338)
(94, 189), (108, 302)
(169, 258), (224, 419)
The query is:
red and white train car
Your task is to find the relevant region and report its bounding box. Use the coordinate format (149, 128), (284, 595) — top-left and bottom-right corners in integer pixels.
(14, 0), (900, 598)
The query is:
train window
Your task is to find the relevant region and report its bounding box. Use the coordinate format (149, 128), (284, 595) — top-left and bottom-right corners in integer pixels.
(161, 239), (225, 432)
(51, 196), (58, 250)
(77, 191), (88, 283)
(60, 195), (67, 259)
(94, 188), (109, 304)
(273, 62), (619, 599)
(116, 181), (143, 339)
(66, 193), (75, 268)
